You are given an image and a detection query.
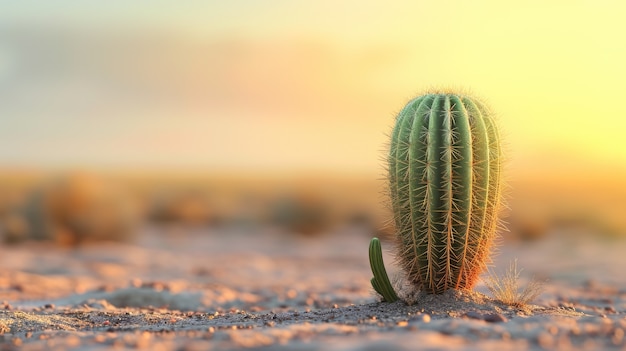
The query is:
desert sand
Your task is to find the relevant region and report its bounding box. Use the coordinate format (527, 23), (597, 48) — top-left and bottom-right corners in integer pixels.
(1, 226), (625, 350)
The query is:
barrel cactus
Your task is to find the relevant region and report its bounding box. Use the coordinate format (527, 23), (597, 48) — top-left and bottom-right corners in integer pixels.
(370, 92), (503, 296)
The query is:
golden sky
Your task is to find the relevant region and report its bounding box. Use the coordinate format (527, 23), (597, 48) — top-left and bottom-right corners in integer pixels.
(1, 1), (625, 178)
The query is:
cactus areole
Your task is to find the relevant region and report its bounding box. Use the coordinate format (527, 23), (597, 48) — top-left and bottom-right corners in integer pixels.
(389, 93), (502, 294)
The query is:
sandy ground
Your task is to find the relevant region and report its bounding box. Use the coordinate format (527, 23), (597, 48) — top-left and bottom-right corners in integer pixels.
(1, 226), (626, 350)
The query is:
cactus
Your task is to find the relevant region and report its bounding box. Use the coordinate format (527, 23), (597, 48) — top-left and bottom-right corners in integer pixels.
(370, 92), (503, 295)
(369, 237), (398, 302)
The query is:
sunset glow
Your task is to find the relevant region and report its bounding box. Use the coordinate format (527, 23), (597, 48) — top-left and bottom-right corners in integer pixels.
(1, 1), (625, 176)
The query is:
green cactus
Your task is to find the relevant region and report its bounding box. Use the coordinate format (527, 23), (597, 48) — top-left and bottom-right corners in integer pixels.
(369, 237), (398, 302)
(370, 92), (503, 295)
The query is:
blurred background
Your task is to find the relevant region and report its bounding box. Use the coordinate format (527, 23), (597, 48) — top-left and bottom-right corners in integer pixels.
(1, 1), (626, 246)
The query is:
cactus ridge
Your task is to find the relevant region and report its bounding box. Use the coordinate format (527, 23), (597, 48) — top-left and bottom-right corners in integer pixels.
(389, 93), (502, 294)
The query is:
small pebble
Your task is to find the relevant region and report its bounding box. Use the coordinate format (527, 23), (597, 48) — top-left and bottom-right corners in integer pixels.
(286, 289), (298, 299)
(464, 311), (507, 323)
(485, 314), (507, 323)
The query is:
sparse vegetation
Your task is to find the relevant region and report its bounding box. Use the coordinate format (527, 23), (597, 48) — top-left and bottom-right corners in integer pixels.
(484, 259), (544, 308)
(18, 173), (138, 246)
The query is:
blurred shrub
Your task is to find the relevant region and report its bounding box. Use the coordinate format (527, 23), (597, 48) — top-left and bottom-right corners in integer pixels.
(147, 190), (215, 226)
(506, 210), (624, 242)
(267, 193), (330, 235)
(0, 213), (29, 244)
(2, 173), (139, 245)
(506, 215), (549, 242)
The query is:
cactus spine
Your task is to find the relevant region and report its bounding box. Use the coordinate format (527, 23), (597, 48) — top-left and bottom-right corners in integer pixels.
(387, 92), (502, 294)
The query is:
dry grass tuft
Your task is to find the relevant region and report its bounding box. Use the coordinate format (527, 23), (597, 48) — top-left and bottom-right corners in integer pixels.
(484, 259), (544, 308)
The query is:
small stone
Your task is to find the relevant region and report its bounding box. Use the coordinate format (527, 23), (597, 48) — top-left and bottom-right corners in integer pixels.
(464, 311), (507, 323)
(484, 313), (508, 323)
(397, 321), (408, 327)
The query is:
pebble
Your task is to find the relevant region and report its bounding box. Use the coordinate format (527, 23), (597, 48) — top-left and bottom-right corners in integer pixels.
(464, 311), (508, 323)
(286, 289), (298, 299)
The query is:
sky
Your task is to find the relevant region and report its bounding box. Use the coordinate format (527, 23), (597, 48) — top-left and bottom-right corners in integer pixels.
(1, 1), (625, 177)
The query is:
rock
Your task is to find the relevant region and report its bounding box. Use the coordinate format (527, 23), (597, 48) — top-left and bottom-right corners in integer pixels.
(464, 311), (508, 323)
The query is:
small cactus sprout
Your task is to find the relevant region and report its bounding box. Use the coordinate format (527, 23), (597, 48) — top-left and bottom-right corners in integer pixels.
(383, 92), (503, 294)
(369, 237), (398, 302)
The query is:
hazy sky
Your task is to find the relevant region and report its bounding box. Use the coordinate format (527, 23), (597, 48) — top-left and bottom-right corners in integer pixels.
(1, 1), (625, 175)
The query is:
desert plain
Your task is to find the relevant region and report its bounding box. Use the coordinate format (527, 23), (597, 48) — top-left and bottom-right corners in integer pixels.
(0, 224), (625, 350)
